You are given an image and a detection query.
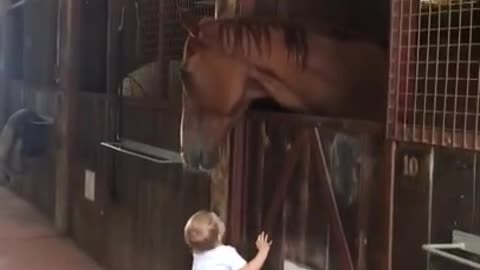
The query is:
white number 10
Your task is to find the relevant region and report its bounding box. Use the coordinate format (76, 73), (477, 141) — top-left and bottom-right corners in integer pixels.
(403, 155), (419, 177)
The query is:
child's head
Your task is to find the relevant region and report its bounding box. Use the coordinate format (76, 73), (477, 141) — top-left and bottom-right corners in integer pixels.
(184, 210), (225, 252)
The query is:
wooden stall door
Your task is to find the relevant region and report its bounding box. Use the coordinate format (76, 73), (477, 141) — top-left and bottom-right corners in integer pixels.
(233, 115), (385, 270)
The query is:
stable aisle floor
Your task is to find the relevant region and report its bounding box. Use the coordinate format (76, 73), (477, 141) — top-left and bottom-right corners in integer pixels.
(0, 187), (103, 270)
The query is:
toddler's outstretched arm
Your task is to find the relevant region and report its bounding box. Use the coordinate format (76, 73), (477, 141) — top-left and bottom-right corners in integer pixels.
(241, 232), (272, 270)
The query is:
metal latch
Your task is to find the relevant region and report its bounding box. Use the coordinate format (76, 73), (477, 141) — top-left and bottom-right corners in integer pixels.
(423, 230), (480, 269)
(100, 139), (183, 164)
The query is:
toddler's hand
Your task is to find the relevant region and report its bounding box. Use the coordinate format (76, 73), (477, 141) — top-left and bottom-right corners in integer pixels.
(255, 232), (272, 253)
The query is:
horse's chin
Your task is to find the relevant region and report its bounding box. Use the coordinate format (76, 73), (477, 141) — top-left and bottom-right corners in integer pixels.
(181, 156), (218, 174)
(181, 163), (215, 174)
(181, 149), (220, 173)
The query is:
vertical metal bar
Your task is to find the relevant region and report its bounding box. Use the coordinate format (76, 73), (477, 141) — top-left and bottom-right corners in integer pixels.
(422, 2), (433, 142)
(387, 141), (397, 270)
(388, 0), (396, 138)
(404, 0), (414, 140)
(473, 154), (477, 230)
(442, 1), (453, 146)
(414, 0), (423, 140)
(426, 146), (435, 270)
(432, 1), (442, 144)
(475, 1), (480, 150)
(476, 63), (480, 150)
(464, 0), (474, 148)
(395, 0), (404, 139)
(453, 1), (464, 146)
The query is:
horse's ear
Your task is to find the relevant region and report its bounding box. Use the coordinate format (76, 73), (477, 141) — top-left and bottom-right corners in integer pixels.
(177, 6), (201, 37)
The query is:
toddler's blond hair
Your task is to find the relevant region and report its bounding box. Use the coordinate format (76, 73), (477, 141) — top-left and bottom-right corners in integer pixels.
(184, 210), (225, 252)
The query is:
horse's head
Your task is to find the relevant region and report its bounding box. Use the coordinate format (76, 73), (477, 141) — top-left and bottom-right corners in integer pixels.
(178, 11), (251, 171)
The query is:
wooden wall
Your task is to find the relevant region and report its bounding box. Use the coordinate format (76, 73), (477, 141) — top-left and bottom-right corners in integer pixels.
(0, 0), (59, 220)
(66, 0), (212, 269)
(67, 94), (210, 270)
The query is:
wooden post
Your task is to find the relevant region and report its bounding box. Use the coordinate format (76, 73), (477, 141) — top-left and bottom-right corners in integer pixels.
(210, 0), (238, 240)
(54, 0), (80, 234)
(0, 2), (13, 126)
(0, 12), (8, 125)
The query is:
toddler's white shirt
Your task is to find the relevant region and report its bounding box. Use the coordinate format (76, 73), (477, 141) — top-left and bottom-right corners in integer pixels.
(192, 245), (247, 270)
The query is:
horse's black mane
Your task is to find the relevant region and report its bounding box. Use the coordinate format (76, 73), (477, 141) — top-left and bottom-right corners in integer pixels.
(213, 17), (362, 69)
(215, 17), (309, 68)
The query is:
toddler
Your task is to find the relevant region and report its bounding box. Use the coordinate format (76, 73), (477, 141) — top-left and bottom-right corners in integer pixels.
(184, 210), (272, 270)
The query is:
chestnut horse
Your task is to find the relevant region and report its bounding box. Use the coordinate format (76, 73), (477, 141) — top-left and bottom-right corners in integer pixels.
(179, 12), (387, 171)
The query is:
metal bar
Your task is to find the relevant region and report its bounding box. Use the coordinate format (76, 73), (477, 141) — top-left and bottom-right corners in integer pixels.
(413, 0), (423, 141)
(395, 0), (404, 140)
(464, 0), (475, 148)
(387, 141), (397, 270)
(404, 0), (415, 141)
(7, 0), (27, 11)
(247, 111), (381, 136)
(422, 0), (433, 143)
(423, 230), (480, 269)
(395, 125), (480, 150)
(433, 1), (442, 145)
(313, 128), (355, 270)
(120, 139), (182, 162)
(394, 8), (480, 17)
(452, 0), (464, 146)
(387, 0), (397, 139)
(100, 140), (183, 164)
(427, 146), (435, 270)
(422, 244), (480, 269)
(453, 230), (480, 255)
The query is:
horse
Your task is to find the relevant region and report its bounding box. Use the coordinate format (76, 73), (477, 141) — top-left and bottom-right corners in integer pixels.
(178, 11), (388, 171)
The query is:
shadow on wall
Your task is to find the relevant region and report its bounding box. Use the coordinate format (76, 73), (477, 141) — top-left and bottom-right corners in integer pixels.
(0, 108), (54, 184)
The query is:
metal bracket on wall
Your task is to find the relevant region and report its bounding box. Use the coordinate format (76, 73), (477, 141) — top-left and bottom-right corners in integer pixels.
(423, 230), (480, 269)
(100, 139), (183, 164)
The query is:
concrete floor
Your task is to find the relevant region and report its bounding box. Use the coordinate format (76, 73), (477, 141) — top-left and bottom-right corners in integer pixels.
(0, 187), (103, 270)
